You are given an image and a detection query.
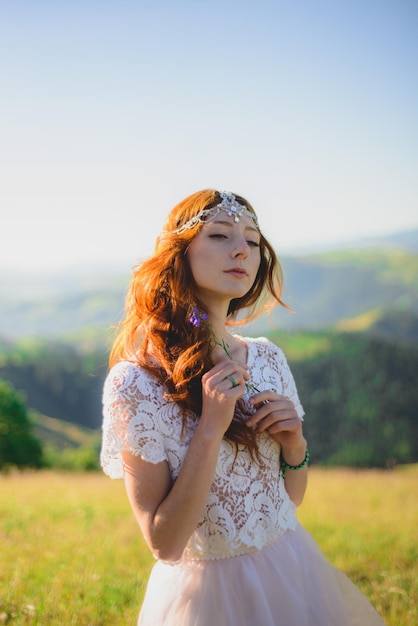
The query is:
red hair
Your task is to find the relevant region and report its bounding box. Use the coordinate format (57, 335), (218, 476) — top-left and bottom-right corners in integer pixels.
(109, 189), (288, 455)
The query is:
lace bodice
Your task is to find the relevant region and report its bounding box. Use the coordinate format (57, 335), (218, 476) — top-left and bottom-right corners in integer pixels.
(101, 337), (304, 560)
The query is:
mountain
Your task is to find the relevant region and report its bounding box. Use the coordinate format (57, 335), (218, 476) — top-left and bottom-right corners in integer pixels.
(268, 247), (418, 331)
(1, 228), (417, 341)
(286, 228), (418, 255)
(1, 229), (417, 468)
(335, 228), (418, 253)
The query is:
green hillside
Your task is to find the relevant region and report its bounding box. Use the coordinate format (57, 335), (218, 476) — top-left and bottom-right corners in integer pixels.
(266, 329), (418, 467)
(1, 237), (417, 470)
(1, 325), (417, 470)
(0, 338), (107, 429)
(30, 411), (101, 471)
(271, 248), (418, 331)
(314, 248), (418, 286)
(31, 412), (101, 450)
(1, 244), (418, 339)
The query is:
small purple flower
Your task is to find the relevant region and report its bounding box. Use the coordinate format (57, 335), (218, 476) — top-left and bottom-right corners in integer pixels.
(189, 307), (208, 328)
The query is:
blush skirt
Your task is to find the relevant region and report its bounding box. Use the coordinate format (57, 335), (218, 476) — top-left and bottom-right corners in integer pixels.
(137, 523), (385, 626)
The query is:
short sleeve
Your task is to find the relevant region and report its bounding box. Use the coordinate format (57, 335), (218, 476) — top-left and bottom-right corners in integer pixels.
(100, 361), (169, 479)
(265, 339), (305, 420)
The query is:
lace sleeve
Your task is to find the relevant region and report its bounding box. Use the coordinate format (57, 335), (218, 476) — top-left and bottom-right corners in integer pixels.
(266, 339), (305, 420)
(100, 361), (168, 479)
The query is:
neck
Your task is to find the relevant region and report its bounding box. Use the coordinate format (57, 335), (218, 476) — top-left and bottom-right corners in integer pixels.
(205, 306), (230, 341)
(203, 307), (236, 365)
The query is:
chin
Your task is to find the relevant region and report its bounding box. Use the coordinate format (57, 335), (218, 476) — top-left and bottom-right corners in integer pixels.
(228, 289), (250, 300)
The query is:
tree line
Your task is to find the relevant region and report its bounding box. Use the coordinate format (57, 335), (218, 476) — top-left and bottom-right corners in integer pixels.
(1, 331), (417, 470)
(285, 335), (418, 467)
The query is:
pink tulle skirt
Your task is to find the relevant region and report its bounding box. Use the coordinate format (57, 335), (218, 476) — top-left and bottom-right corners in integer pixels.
(137, 523), (385, 625)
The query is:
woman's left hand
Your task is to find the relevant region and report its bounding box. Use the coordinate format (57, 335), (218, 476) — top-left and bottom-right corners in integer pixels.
(246, 390), (304, 449)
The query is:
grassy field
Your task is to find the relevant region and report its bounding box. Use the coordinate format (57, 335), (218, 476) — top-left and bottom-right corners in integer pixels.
(0, 466), (416, 625)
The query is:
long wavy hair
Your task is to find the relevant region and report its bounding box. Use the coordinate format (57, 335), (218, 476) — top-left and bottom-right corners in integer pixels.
(110, 189), (288, 456)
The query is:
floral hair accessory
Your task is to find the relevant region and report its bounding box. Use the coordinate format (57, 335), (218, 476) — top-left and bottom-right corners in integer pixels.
(173, 192), (259, 234)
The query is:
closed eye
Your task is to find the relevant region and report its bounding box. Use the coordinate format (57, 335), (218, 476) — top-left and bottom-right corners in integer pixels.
(209, 233), (260, 247)
(209, 234), (228, 239)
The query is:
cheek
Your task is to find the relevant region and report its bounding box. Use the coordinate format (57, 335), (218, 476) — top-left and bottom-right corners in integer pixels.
(192, 257), (213, 284)
(188, 240), (214, 266)
(251, 251), (261, 274)
(187, 246), (212, 282)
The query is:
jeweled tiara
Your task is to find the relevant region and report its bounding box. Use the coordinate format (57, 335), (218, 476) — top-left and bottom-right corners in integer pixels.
(173, 192), (259, 234)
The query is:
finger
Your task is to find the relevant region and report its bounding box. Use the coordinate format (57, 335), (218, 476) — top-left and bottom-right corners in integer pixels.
(210, 358), (249, 376)
(223, 371), (249, 391)
(249, 391), (286, 406)
(247, 399), (295, 427)
(267, 418), (302, 435)
(203, 368), (247, 398)
(226, 375), (239, 388)
(249, 401), (299, 429)
(213, 368), (246, 388)
(214, 363), (249, 386)
(254, 412), (298, 432)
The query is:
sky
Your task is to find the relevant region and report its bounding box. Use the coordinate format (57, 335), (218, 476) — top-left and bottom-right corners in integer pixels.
(1, 0), (417, 274)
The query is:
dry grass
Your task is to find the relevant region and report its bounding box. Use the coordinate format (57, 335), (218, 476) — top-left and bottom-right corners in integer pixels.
(298, 465), (418, 626)
(1, 466), (417, 625)
(1, 472), (150, 625)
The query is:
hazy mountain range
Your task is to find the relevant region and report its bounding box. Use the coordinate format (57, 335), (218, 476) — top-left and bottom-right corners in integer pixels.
(1, 228), (417, 343)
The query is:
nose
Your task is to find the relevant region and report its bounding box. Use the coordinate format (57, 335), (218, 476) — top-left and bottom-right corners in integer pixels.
(232, 234), (250, 258)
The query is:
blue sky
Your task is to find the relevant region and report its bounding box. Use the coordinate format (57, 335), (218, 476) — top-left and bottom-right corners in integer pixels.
(1, 0), (417, 273)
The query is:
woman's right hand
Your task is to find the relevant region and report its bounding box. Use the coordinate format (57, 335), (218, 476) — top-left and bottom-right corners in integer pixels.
(199, 359), (249, 435)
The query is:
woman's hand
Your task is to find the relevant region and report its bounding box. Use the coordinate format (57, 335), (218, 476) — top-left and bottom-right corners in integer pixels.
(200, 359), (249, 435)
(246, 390), (305, 451)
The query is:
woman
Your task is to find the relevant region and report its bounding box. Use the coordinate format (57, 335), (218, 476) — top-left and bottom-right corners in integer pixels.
(101, 189), (385, 625)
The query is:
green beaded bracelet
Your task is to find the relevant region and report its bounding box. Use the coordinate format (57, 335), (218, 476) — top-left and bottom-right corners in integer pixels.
(280, 448), (310, 478)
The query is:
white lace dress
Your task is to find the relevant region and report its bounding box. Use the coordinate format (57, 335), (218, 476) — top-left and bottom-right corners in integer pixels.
(101, 337), (385, 626)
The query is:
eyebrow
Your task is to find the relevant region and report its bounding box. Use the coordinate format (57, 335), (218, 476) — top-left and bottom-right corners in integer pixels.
(207, 219), (259, 234)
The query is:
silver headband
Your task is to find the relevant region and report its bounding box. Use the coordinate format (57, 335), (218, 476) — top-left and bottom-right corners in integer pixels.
(173, 192), (259, 234)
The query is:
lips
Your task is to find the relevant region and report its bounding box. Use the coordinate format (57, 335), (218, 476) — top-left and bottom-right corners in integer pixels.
(225, 268), (248, 277)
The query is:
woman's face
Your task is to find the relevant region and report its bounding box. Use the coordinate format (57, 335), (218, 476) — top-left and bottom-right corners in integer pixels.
(186, 212), (261, 308)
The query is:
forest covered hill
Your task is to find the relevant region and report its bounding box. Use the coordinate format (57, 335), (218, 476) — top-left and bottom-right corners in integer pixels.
(1, 230), (417, 469)
(1, 230), (417, 340)
(0, 328), (417, 468)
